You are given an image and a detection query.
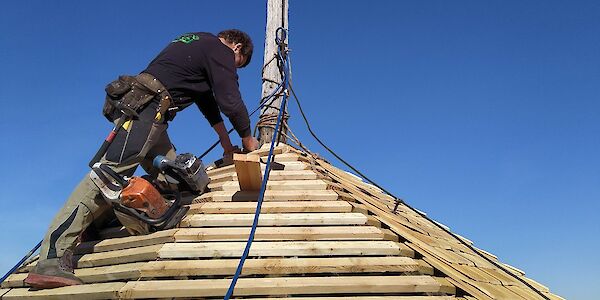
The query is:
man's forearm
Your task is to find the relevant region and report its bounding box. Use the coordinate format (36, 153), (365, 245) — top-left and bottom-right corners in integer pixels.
(212, 121), (234, 152)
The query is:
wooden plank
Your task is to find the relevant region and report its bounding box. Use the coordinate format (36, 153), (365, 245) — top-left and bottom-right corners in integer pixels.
(349, 202), (369, 214)
(234, 153), (263, 191)
(3, 282), (125, 300)
(158, 241), (402, 258)
(197, 190), (339, 202)
(453, 265), (502, 285)
(119, 275), (452, 298)
(395, 242), (416, 258)
(244, 297), (456, 300)
(140, 257), (428, 278)
(180, 213), (367, 227)
(208, 161), (309, 178)
(76, 244), (161, 268)
(210, 170), (318, 185)
(2, 263), (146, 288)
(77, 229), (176, 254)
(174, 226), (384, 241)
(7, 257), (435, 287)
(272, 153), (309, 162)
(251, 143), (290, 157)
(435, 278), (457, 295)
(1, 273), (26, 288)
(0, 289), (10, 297)
(212, 179), (329, 192)
(474, 282), (530, 300)
(381, 228), (399, 242)
(75, 262), (145, 284)
(189, 201), (351, 214)
(507, 285), (550, 300)
(314, 160), (496, 300)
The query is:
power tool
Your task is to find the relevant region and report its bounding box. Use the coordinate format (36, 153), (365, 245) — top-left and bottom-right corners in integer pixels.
(90, 153), (210, 231)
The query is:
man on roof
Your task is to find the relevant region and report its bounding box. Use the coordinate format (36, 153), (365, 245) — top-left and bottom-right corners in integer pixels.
(24, 29), (259, 289)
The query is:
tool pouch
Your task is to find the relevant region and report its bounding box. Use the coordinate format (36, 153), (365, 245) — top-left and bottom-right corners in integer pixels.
(102, 74), (162, 122)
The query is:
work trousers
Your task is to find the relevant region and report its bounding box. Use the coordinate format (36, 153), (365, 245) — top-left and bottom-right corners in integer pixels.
(38, 101), (176, 262)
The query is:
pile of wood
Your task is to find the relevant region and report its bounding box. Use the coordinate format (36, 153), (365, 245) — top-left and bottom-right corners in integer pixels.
(0, 144), (560, 299)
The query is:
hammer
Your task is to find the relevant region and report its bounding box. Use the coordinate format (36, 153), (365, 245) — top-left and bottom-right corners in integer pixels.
(88, 103), (139, 168)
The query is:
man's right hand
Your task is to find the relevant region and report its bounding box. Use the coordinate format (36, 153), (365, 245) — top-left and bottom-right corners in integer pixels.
(242, 136), (259, 152)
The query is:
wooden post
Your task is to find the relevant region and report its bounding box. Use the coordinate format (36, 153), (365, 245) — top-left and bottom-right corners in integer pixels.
(258, 0), (289, 146)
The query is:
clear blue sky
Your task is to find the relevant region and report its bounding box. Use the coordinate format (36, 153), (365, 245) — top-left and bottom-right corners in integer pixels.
(1, 1), (598, 299)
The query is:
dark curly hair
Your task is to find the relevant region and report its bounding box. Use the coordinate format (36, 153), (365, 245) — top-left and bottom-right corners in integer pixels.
(218, 29), (253, 68)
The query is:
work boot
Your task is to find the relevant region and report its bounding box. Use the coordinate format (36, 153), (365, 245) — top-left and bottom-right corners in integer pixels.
(24, 251), (83, 289)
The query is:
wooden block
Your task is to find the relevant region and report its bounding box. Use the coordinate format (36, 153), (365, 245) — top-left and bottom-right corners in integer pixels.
(506, 285), (549, 300)
(158, 241), (402, 258)
(366, 215), (382, 227)
(118, 275), (450, 298)
(479, 267), (520, 286)
(395, 242), (416, 257)
(213, 179), (329, 192)
(234, 153), (263, 191)
(77, 229), (176, 254)
(435, 277), (457, 295)
(207, 161), (309, 178)
(272, 153), (307, 162)
(453, 265), (502, 285)
(189, 201), (351, 214)
(251, 143), (290, 157)
(180, 213), (367, 227)
(197, 190), (339, 202)
(174, 226), (384, 242)
(209, 170), (318, 186)
(141, 257), (424, 278)
(76, 244), (161, 268)
(416, 259), (435, 275)
(349, 202), (369, 214)
(75, 262), (145, 284)
(380, 228), (399, 242)
(3, 282), (125, 299)
(473, 282), (528, 299)
(2, 273), (26, 288)
(0, 289), (10, 297)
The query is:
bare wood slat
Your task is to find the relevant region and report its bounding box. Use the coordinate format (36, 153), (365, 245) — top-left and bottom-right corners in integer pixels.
(212, 179), (329, 192)
(76, 245), (161, 268)
(207, 161), (308, 179)
(174, 226), (384, 242)
(3, 282), (125, 300)
(197, 190), (339, 202)
(158, 241), (402, 258)
(1, 273), (25, 288)
(140, 257), (431, 278)
(244, 297), (456, 300)
(189, 201), (351, 214)
(180, 213), (367, 227)
(118, 275), (453, 298)
(77, 229), (176, 254)
(209, 170), (318, 185)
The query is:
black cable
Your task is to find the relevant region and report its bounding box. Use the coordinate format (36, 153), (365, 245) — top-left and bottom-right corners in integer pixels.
(287, 81), (404, 208)
(287, 81), (551, 300)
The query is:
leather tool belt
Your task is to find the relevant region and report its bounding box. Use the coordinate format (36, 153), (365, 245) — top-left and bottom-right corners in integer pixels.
(102, 73), (173, 123)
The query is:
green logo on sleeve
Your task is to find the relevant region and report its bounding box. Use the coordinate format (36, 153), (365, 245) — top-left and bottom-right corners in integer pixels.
(172, 33), (200, 44)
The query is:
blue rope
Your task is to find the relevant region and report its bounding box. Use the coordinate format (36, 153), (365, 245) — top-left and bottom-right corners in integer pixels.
(223, 34), (290, 300)
(0, 240), (42, 284)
